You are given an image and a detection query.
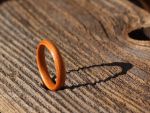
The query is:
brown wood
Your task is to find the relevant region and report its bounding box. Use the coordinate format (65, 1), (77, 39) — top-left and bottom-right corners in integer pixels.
(0, 0), (150, 112)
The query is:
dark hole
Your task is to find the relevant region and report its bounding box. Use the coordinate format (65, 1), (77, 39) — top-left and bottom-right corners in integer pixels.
(0, 0), (8, 4)
(129, 0), (150, 12)
(128, 27), (150, 41)
(129, 0), (144, 8)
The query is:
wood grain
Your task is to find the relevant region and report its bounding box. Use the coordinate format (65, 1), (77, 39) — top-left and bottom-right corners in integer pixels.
(0, 0), (150, 113)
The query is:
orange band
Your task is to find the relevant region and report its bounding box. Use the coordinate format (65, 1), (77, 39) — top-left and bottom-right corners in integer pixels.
(36, 39), (66, 91)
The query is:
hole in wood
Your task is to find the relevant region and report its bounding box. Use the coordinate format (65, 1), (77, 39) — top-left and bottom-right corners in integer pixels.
(129, 0), (143, 8)
(128, 27), (150, 41)
(129, 0), (150, 12)
(0, 0), (8, 4)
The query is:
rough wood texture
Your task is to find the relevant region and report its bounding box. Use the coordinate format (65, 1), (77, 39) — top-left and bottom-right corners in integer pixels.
(0, 0), (150, 113)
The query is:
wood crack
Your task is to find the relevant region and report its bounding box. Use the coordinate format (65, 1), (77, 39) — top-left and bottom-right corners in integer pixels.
(98, 20), (110, 39)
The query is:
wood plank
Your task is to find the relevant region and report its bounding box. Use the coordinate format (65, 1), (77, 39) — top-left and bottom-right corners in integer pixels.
(0, 0), (150, 112)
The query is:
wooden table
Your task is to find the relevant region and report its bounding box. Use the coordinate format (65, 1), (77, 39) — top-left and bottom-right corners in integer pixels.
(0, 0), (150, 112)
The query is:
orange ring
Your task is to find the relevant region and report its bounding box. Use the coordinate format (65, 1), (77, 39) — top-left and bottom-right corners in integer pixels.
(36, 39), (66, 91)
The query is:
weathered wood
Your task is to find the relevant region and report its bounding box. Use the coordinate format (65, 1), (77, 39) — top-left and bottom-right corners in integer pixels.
(0, 0), (150, 113)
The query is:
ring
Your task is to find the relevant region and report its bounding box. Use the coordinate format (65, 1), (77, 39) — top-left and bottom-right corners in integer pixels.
(36, 39), (66, 91)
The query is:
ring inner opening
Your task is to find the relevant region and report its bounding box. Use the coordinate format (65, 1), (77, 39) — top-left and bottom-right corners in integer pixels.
(44, 47), (56, 84)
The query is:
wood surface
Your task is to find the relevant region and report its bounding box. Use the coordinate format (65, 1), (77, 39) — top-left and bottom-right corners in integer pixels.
(0, 0), (150, 113)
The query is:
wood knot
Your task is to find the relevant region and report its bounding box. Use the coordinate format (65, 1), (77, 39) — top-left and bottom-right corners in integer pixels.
(128, 27), (150, 47)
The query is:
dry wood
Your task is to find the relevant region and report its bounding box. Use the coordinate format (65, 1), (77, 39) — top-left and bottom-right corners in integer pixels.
(0, 0), (150, 113)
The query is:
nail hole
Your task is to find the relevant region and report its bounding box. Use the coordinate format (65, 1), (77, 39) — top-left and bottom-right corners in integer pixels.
(128, 27), (150, 41)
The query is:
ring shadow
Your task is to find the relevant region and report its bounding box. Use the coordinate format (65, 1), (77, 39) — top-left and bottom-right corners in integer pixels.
(41, 62), (133, 90)
(61, 62), (133, 90)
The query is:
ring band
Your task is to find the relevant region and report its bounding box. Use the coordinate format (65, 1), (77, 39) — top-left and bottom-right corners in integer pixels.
(36, 39), (66, 91)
